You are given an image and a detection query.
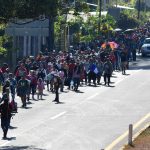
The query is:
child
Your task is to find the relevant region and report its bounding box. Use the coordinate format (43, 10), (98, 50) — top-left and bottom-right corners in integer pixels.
(37, 78), (45, 100)
(46, 71), (53, 91)
(30, 71), (37, 100)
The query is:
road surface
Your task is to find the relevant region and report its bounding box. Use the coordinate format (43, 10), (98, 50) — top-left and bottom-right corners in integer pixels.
(0, 56), (150, 150)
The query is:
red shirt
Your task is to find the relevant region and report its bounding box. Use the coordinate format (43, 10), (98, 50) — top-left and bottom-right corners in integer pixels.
(109, 54), (116, 63)
(15, 67), (28, 77)
(69, 63), (75, 73)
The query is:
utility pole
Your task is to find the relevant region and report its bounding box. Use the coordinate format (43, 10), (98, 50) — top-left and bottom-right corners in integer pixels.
(138, 0), (141, 19)
(98, 0), (102, 35)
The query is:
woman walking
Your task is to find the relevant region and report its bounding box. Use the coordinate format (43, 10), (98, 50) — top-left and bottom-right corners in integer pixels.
(0, 93), (12, 139)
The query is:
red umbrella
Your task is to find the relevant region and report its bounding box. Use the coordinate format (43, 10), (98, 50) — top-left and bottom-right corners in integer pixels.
(101, 42), (118, 50)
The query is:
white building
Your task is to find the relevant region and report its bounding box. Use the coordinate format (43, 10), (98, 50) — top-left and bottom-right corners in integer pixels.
(145, 0), (150, 7)
(5, 19), (49, 59)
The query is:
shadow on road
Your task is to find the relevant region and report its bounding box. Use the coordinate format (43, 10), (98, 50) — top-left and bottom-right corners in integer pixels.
(55, 102), (65, 104)
(124, 73), (130, 76)
(129, 55), (150, 70)
(130, 65), (150, 70)
(0, 146), (45, 150)
(108, 85), (115, 88)
(9, 126), (18, 130)
(102, 84), (115, 88)
(111, 75), (118, 78)
(75, 90), (84, 93)
(27, 101), (33, 105)
(2, 137), (16, 141)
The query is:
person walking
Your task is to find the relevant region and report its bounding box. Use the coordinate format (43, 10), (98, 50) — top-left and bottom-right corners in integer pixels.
(8, 73), (17, 100)
(37, 78), (45, 100)
(120, 50), (128, 75)
(96, 60), (103, 85)
(17, 75), (29, 108)
(30, 71), (37, 100)
(53, 74), (61, 104)
(73, 62), (81, 91)
(88, 59), (97, 86)
(15, 63), (28, 83)
(103, 58), (113, 86)
(0, 93), (13, 139)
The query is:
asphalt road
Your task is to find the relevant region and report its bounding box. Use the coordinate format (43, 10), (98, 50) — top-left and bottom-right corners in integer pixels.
(0, 55), (150, 150)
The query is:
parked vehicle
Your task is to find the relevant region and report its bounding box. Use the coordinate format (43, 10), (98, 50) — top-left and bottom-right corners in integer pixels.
(141, 38), (150, 57)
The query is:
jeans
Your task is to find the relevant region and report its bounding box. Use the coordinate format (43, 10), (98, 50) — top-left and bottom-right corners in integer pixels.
(1, 117), (11, 135)
(88, 71), (96, 85)
(73, 77), (80, 90)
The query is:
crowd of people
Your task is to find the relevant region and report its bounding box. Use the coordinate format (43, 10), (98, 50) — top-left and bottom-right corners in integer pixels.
(0, 22), (149, 139)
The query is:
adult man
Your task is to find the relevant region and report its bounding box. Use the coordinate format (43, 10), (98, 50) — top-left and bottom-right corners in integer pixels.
(88, 59), (97, 86)
(53, 74), (61, 104)
(103, 58), (113, 86)
(17, 74), (29, 107)
(15, 63), (28, 83)
(8, 73), (17, 100)
(120, 50), (128, 75)
(73, 62), (81, 91)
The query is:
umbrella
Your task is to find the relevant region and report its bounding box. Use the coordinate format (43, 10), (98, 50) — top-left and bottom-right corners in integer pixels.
(114, 28), (122, 32)
(101, 42), (118, 50)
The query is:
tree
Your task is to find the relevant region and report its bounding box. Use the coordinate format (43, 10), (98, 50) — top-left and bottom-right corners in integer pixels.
(0, 25), (12, 56)
(116, 12), (139, 30)
(0, 0), (66, 51)
(13, 0), (62, 51)
(0, 0), (15, 23)
(0, 0), (92, 51)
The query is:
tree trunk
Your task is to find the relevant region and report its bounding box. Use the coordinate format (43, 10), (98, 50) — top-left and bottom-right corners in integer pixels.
(48, 16), (55, 51)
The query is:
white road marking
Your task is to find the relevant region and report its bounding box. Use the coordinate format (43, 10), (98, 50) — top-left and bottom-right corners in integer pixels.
(86, 93), (99, 100)
(74, 92), (99, 107)
(50, 111), (67, 120)
(0, 111), (67, 147)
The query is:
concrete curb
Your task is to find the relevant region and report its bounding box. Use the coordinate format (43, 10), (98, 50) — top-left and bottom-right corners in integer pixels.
(120, 123), (150, 150)
(105, 113), (150, 150)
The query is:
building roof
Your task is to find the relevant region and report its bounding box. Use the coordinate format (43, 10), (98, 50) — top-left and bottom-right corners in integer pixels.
(67, 11), (107, 22)
(113, 5), (134, 10)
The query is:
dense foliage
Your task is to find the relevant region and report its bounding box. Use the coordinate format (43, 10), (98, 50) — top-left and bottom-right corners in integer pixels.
(116, 12), (140, 30)
(0, 0), (149, 53)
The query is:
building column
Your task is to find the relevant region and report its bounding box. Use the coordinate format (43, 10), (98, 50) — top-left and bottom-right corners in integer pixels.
(42, 36), (46, 45)
(23, 36), (27, 57)
(38, 36), (41, 53)
(33, 37), (36, 56)
(28, 36), (31, 56)
(12, 36), (17, 67)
